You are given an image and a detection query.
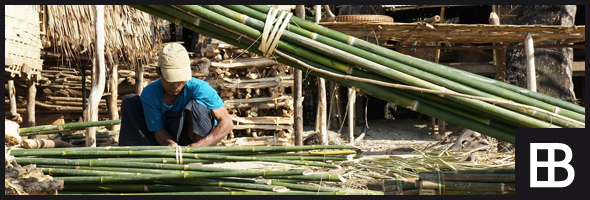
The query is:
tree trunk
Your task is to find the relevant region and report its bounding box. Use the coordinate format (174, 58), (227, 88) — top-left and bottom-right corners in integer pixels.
(87, 5), (106, 147)
(505, 5), (577, 103)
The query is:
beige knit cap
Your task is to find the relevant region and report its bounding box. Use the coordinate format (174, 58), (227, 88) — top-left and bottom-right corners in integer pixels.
(158, 43), (192, 82)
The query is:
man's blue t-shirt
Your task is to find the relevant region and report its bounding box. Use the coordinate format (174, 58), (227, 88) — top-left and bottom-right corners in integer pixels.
(140, 77), (224, 132)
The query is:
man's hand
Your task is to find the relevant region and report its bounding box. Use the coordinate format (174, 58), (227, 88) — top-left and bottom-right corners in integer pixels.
(188, 105), (233, 147)
(154, 129), (178, 146)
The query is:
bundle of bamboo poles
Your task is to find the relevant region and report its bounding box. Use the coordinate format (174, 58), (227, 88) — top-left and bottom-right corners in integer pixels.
(10, 145), (385, 195)
(383, 169), (515, 195)
(129, 5), (586, 144)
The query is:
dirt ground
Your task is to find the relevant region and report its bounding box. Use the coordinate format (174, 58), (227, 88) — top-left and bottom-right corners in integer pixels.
(303, 118), (462, 154)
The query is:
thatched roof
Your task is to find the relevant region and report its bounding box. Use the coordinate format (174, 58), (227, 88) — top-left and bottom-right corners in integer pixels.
(43, 5), (162, 67)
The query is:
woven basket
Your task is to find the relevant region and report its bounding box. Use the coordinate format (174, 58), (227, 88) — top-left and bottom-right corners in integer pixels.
(320, 15), (394, 23)
(5, 5), (43, 80)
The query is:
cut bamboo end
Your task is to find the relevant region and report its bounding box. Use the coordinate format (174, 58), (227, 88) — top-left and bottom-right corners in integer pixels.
(302, 170), (314, 176)
(338, 175), (347, 183)
(272, 186), (290, 193)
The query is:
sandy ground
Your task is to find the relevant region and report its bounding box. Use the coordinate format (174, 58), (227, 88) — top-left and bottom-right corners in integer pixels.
(303, 118), (462, 154)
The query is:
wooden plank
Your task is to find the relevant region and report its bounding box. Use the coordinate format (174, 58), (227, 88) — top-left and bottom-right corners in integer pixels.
(232, 116), (293, 125)
(573, 61), (585, 77)
(211, 58), (278, 68)
(233, 124), (293, 130)
(441, 62), (497, 75)
(320, 22), (585, 33)
(441, 61), (584, 77)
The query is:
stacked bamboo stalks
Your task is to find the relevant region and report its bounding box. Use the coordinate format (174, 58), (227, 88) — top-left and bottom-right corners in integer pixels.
(204, 39), (295, 145)
(129, 5), (586, 144)
(9, 145), (385, 195)
(15, 120), (122, 148)
(383, 169), (515, 195)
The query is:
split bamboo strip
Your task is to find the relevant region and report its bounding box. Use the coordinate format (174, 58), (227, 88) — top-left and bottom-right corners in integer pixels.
(265, 174), (346, 182)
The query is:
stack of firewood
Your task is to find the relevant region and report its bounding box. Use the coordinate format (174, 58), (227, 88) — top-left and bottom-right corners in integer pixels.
(204, 40), (295, 146)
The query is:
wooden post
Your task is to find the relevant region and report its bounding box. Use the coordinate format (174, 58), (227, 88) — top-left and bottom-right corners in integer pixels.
(108, 64), (120, 131)
(348, 88), (356, 144)
(435, 7), (446, 135)
(314, 5), (328, 145)
(294, 5), (305, 146)
(135, 65), (145, 96)
(26, 81), (36, 139)
(8, 80), (17, 117)
(327, 82), (338, 129)
(490, 12), (506, 81)
(86, 5), (106, 147)
(82, 65), (87, 121)
(525, 33), (536, 92)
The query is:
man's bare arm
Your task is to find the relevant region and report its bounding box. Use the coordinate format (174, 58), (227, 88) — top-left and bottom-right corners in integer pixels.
(188, 105), (234, 147)
(154, 129), (178, 146)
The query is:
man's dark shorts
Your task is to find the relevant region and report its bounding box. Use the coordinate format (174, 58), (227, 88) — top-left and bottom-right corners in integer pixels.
(118, 94), (215, 146)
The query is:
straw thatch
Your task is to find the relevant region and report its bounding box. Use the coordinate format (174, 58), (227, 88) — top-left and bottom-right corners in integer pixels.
(43, 5), (163, 68)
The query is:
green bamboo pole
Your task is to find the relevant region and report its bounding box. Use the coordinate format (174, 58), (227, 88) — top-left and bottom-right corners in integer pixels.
(131, 5), (515, 143)
(133, 4), (497, 134)
(127, 151), (342, 168)
(260, 180), (384, 195)
(14, 157), (263, 172)
(176, 5), (576, 129)
(36, 165), (193, 175)
(59, 191), (348, 195)
(246, 5), (586, 116)
(53, 168), (310, 184)
(419, 173), (515, 183)
(41, 168), (140, 176)
(164, 179), (290, 192)
(19, 127), (87, 136)
(419, 180), (514, 192)
(10, 144), (359, 154)
(19, 120), (121, 135)
(203, 5), (518, 131)
(212, 5), (583, 127)
(62, 184), (228, 192)
(138, 5), (517, 136)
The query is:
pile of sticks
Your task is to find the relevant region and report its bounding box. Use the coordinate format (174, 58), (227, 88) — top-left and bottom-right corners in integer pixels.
(204, 39), (295, 145)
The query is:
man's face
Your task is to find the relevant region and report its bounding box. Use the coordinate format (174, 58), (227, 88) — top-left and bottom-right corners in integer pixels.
(161, 77), (186, 96)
